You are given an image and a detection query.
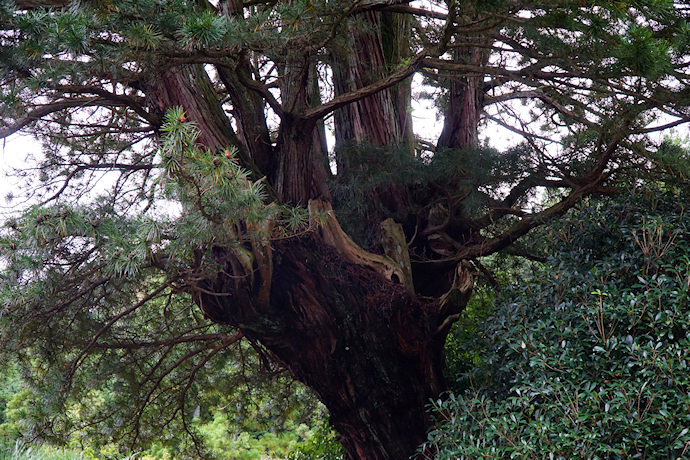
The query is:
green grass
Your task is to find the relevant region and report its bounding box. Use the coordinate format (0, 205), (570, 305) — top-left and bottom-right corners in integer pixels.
(0, 441), (84, 460)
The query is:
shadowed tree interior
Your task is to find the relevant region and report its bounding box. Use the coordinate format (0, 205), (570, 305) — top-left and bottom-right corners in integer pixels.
(1, 0), (690, 458)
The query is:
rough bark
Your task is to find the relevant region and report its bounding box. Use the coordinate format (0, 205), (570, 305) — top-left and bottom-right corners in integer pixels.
(216, 0), (273, 175)
(146, 66), (234, 151)
(437, 37), (490, 150)
(145, 65), (260, 175)
(383, 11), (414, 149)
(148, 58), (468, 460)
(149, 62), (329, 205)
(195, 230), (473, 459)
(271, 59), (332, 205)
(217, 63), (273, 175)
(332, 11), (413, 174)
(272, 114), (327, 205)
(329, 10), (415, 225)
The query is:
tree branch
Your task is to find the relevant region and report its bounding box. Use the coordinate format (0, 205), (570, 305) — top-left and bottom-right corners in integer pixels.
(58, 85), (160, 125)
(41, 163), (156, 204)
(423, 57), (582, 81)
(308, 199), (410, 290)
(232, 62), (285, 118)
(65, 282), (173, 390)
(379, 4), (447, 20)
(436, 261), (474, 336)
(484, 89), (593, 126)
(304, 52), (425, 121)
(14, 0), (67, 8)
(0, 99), (122, 139)
(88, 332), (244, 350)
(482, 110), (565, 144)
(420, 138), (623, 265)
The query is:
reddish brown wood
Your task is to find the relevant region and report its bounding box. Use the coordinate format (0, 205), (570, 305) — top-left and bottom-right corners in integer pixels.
(437, 43), (489, 150)
(196, 235), (456, 460)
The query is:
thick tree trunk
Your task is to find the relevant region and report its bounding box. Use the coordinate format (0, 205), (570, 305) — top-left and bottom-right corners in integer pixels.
(147, 65), (237, 152)
(195, 231), (471, 459)
(216, 0), (273, 175)
(332, 11), (413, 174)
(216, 63), (273, 175)
(149, 63), (329, 205)
(268, 240), (440, 459)
(330, 11), (414, 223)
(272, 115), (330, 205)
(151, 62), (472, 460)
(271, 59), (332, 205)
(145, 65), (263, 176)
(437, 38), (490, 150)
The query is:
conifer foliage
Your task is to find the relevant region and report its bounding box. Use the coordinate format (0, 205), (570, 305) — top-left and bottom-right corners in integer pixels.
(1, 0), (690, 458)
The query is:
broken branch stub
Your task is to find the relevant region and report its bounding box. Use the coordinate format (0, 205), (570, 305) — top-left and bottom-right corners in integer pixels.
(307, 199), (411, 291)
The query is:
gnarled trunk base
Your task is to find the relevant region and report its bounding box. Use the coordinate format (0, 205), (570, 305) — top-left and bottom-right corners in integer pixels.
(196, 233), (456, 459)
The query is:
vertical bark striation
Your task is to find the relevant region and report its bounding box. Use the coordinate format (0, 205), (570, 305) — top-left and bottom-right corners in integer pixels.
(273, 114), (328, 205)
(146, 40), (454, 459)
(330, 11), (414, 220)
(147, 66), (236, 152)
(217, 63), (273, 175)
(332, 11), (413, 173)
(437, 38), (490, 150)
(217, 0), (273, 175)
(145, 65), (262, 175)
(196, 235), (453, 460)
(272, 60), (332, 204)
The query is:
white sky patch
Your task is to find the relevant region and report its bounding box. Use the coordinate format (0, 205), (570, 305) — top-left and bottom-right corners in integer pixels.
(0, 135), (41, 215)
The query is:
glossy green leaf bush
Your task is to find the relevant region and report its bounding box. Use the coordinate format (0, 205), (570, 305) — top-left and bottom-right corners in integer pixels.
(424, 189), (690, 459)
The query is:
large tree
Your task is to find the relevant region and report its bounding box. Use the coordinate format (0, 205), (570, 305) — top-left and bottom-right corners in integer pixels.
(1, 0), (690, 458)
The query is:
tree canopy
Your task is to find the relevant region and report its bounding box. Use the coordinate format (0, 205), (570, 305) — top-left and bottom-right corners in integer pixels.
(1, 0), (690, 458)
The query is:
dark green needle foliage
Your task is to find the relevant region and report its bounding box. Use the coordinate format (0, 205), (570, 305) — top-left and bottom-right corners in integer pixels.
(0, 111), (311, 457)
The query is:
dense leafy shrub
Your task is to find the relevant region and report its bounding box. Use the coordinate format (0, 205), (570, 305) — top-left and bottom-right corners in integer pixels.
(424, 189), (690, 459)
